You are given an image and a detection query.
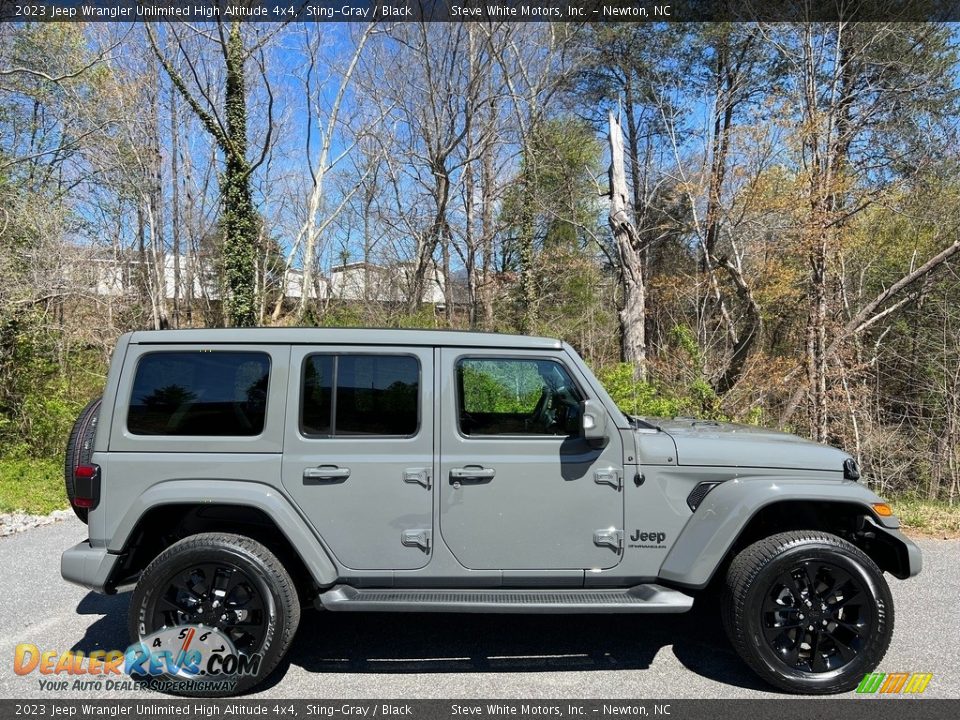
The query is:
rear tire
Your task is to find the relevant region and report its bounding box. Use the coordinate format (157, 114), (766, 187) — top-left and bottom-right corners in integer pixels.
(722, 530), (894, 694)
(128, 533), (300, 697)
(63, 397), (101, 523)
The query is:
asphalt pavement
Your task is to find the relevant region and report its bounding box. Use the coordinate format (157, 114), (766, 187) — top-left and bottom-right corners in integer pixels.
(1, 517), (957, 699)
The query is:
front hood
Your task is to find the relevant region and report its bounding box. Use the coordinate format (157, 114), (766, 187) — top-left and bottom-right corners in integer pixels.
(641, 418), (850, 472)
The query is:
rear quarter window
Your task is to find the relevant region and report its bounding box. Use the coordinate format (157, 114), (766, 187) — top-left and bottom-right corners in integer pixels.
(127, 351), (270, 436)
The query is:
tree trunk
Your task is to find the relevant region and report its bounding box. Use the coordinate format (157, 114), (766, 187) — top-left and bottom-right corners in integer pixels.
(183, 147), (195, 326)
(713, 256), (763, 395)
(408, 162), (449, 314)
(608, 110), (647, 380)
(441, 226), (453, 322)
(622, 77), (652, 352)
(363, 186), (374, 302)
(618, 266), (646, 379)
(704, 45), (734, 268)
(464, 158), (479, 328)
(169, 84), (181, 328)
(220, 22), (257, 327)
(515, 162), (538, 334)
(480, 144), (495, 330)
(150, 68), (168, 330)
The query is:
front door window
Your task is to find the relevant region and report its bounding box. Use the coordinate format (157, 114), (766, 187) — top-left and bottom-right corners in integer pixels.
(456, 358), (583, 436)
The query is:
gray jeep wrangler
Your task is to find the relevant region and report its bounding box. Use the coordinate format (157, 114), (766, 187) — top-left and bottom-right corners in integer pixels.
(61, 328), (921, 696)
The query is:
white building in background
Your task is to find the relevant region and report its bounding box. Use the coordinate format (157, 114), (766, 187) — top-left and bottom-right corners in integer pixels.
(283, 268), (327, 301)
(89, 256), (220, 300)
(86, 254), (323, 301)
(329, 261), (446, 305)
(85, 254), (442, 305)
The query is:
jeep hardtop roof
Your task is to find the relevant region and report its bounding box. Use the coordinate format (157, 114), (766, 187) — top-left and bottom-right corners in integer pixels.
(127, 327), (564, 350)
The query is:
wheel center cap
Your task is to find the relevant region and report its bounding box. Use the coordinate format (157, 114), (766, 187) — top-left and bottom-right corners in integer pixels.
(195, 605), (218, 624)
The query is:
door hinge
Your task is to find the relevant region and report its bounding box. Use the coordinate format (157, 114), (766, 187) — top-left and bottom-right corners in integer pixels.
(594, 467), (622, 490)
(401, 529), (431, 551)
(593, 528), (623, 553)
(403, 467), (431, 489)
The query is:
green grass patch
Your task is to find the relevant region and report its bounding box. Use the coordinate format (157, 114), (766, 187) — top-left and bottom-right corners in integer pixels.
(891, 496), (960, 537)
(0, 457), (67, 515)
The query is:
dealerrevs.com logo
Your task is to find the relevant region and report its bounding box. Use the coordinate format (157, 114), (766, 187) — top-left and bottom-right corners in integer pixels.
(856, 672), (933, 695)
(14, 624), (262, 693)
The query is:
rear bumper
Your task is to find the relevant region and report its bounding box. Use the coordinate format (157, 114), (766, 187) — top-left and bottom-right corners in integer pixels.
(61, 542), (121, 594)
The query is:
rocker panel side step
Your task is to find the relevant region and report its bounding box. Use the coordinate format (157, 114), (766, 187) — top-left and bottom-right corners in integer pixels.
(318, 584), (693, 613)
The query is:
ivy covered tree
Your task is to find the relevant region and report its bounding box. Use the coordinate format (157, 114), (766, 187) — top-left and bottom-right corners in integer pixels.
(502, 116), (604, 333)
(146, 20), (275, 327)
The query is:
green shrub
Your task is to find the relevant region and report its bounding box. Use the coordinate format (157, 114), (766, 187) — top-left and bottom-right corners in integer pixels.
(17, 380), (83, 459)
(0, 318), (104, 459)
(0, 457), (66, 514)
(594, 363), (686, 418)
(594, 362), (731, 421)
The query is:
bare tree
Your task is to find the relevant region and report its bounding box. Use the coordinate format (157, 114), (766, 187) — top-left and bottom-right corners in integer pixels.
(771, 22), (960, 438)
(608, 110), (648, 379)
(280, 24), (377, 322)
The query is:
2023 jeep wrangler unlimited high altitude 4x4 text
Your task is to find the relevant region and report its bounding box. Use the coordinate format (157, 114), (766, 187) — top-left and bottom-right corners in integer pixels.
(61, 328), (921, 696)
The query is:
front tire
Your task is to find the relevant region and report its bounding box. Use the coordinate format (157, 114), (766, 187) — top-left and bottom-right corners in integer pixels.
(722, 530), (893, 694)
(128, 533), (300, 697)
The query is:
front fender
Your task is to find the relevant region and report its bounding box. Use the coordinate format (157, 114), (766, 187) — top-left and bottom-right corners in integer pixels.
(658, 476), (904, 589)
(109, 479), (339, 587)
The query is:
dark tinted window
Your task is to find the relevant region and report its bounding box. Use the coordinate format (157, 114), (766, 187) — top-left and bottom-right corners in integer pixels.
(457, 358), (583, 436)
(128, 352), (270, 436)
(301, 355), (334, 436)
(301, 354), (419, 437)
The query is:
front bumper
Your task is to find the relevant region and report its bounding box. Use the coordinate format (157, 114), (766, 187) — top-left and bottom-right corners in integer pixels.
(902, 533), (923, 576)
(61, 542), (121, 594)
(867, 518), (923, 578)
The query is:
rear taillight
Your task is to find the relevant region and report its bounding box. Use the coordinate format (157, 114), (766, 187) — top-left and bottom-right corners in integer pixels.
(73, 464), (101, 511)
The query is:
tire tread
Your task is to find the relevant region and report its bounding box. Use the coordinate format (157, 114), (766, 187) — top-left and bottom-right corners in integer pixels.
(131, 532), (300, 697)
(722, 530), (893, 694)
(63, 397), (102, 523)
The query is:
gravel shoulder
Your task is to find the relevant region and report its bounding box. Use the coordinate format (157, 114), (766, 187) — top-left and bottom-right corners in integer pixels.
(0, 510), (74, 538)
(1, 517), (957, 699)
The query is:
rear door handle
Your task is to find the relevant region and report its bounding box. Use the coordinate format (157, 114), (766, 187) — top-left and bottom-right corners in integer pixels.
(303, 465), (351, 483)
(449, 466), (495, 485)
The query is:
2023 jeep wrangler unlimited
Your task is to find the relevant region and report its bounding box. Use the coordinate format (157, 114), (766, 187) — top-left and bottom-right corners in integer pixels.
(62, 328), (921, 696)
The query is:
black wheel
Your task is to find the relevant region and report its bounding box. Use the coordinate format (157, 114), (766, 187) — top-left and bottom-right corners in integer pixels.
(722, 530), (894, 694)
(129, 533), (300, 697)
(63, 397), (101, 523)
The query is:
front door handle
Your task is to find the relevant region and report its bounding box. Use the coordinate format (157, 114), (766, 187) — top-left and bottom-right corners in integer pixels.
(449, 466), (496, 485)
(303, 465), (351, 483)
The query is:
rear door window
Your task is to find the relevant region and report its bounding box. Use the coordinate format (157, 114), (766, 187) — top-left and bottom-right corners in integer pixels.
(127, 351), (270, 436)
(301, 354), (419, 437)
